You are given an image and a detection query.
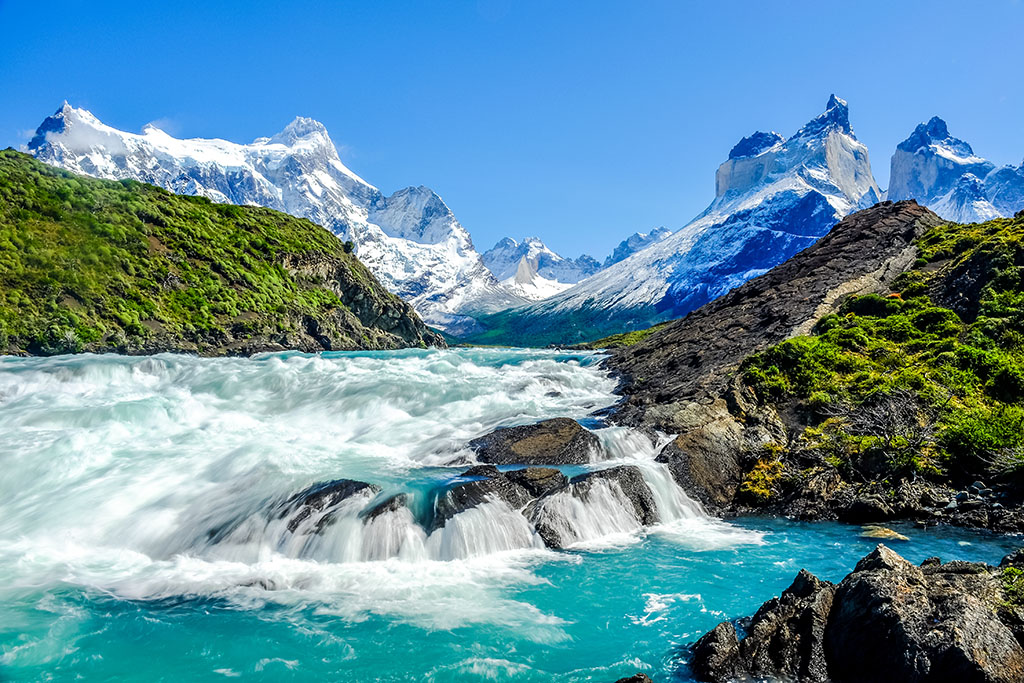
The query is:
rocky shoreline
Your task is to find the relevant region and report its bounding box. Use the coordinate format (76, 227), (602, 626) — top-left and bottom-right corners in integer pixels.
(687, 544), (1024, 683)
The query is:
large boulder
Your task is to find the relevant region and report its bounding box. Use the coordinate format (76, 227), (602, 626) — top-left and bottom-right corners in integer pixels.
(691, 569), (834, 682)
(470, 418), (599, 465)
(431, 468), (533, 529)
(505, 467), (568, 497)
(825, 546), (1024, 683)
(690, 545), (1024, 683)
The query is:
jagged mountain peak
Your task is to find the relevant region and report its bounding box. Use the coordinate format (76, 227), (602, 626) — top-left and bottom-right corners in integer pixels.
(268, 115), (329, 142)
(896, 115), (976, 158)
(481, 235), (599, 292)
(886, 115), (1020, 223)
(794, 94), (853, 138)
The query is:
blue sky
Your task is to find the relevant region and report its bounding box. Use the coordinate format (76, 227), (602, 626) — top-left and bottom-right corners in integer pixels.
(1, 0), (1022, 259)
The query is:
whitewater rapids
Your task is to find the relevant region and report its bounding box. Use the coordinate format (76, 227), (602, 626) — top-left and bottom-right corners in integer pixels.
(0, 349), (758, 625)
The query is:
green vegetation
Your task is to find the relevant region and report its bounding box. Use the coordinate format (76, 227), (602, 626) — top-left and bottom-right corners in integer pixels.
(738, 449), (785, 503)
(741, 213), (1024, 485)
(576, 322), (671, 349)
(0, 150), (421, 354)
(1002, 566), (1024, 607)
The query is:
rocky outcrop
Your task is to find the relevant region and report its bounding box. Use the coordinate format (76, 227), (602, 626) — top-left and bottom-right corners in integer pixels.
(608, 201), (944, 430)
(690, 545), (1024, 683)
(601, 202), (945, 518)
(693, 569), (834, 682)
(470, 418), (599, 465)
(278, 479), (380, 533)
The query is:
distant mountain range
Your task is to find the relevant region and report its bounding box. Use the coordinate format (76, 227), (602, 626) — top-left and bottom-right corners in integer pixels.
(24, 99), (1024, 345)
(478, 229), (670, 301)
(27, 104), (522, 335)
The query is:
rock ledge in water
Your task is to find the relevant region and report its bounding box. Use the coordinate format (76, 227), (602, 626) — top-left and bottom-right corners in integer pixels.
(470, 418), (599, 465)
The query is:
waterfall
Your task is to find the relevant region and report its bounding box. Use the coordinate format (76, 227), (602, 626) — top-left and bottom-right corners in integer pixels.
(426, 500), (543, 560)
(528, 478), (645, 547)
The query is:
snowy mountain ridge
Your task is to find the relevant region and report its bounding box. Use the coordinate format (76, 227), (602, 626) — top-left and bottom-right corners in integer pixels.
(469, 95), (883, 345)
(28, 103), (524, 334)
(887, 116), (1024, 224)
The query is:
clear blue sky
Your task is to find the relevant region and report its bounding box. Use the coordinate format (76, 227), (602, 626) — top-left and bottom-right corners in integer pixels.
(2, 0), (1022, 259)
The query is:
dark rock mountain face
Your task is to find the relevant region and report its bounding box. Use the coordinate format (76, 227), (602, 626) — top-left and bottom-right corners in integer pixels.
(690, 544), (1024, 683)
(608, 200), (944, 430)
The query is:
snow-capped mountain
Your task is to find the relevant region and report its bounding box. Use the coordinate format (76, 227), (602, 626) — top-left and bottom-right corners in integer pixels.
(27, 103), (523, 334)
(481, 237), (599, 300)
(470, 95), (883, 345)
(888, 116), (1024, 224)
(603, 227), (672, 267)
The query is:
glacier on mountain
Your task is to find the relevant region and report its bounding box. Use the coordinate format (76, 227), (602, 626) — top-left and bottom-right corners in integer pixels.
(27, 103), (524, 334)
(887, 116), (1024, 224)
(469, 95), (883, 345)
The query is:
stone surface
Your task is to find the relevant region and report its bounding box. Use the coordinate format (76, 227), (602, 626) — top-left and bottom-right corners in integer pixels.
(504, 467), (569, 497)
(470, 418), (599, 465)
(690, 544), (1024, 683)
(278, 479), (380, 533)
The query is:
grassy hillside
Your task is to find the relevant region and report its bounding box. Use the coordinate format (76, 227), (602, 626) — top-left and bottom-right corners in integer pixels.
(574, 322), (672, 349)
(0, 150), (441, 355)
(740, 212), (1024, 489)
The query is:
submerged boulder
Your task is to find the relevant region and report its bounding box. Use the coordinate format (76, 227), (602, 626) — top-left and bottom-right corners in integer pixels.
(470, 418), (599, 465)
(278, 479), (380, 533)
(360, 493), (409, 521)
(431, 469), (533, 529)
(689, 544), (1024, 683)
(526, 465), (659, 549)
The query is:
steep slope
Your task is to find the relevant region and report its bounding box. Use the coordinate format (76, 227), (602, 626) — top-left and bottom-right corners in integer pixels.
(606, 200), (943, 428)
(607, 203), (1024, 533)
(0, 150), (443, 355)
(27, 103), (521, 334)
(888, 116), (1024, 223)
(468, 95), (882, 346)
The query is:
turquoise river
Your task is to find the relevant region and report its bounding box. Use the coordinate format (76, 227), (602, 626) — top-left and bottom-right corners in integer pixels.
(0, 349), (1018, 681)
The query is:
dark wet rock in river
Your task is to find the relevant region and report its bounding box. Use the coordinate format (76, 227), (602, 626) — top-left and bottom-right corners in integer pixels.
(690, 544), (1024, 683)
(614, 674), (654, 683)
(278, 479), (380, 533)
(470, 418), (599, 465)
(360, 493), (409, 521)
(505, 467), (569, 497)
(432, 471), (533, 529)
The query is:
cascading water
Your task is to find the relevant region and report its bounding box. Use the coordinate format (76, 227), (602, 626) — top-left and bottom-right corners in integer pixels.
(4, 348), (1011, 681)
